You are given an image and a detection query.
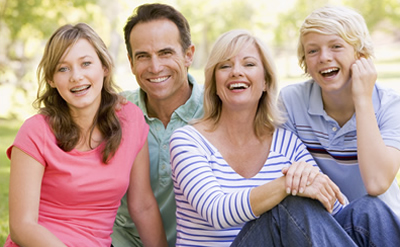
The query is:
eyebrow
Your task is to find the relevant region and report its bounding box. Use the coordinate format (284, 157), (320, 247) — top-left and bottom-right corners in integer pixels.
(243, 55), (258, 60)
(159, 47), (175, 53)
(224, 55), (258, 62)
(134, 47), (176, 58)
(57, 55), (93, 64)
(134, 51), (149, 58)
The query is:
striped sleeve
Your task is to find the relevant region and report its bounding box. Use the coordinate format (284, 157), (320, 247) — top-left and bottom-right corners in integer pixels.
(170, 127), (256, 230)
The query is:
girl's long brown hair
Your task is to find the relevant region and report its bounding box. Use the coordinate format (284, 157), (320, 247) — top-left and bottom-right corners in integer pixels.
(35, 23), (122, 164)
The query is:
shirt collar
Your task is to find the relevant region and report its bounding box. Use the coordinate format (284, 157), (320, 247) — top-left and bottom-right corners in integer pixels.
(308, 81), (325, 116)
(307, 80), (380, 116)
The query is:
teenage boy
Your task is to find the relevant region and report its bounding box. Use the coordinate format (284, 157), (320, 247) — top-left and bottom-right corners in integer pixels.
(279, 5), (400, 218)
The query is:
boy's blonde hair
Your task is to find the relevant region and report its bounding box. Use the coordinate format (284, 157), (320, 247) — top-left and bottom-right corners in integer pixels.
(297, 5), (374, 74)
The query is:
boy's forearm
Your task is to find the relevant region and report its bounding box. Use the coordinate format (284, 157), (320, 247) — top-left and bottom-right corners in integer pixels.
(355, 99), (398, 195)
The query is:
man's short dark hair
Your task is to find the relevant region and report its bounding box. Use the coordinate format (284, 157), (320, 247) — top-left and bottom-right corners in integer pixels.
(124, 3), (192, 58)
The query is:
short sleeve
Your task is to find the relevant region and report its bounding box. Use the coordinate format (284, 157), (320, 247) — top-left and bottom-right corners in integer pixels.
(7, 115), (50, 166)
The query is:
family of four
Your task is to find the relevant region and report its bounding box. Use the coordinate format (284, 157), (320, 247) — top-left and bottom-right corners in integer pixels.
(5, 3), (400, 247)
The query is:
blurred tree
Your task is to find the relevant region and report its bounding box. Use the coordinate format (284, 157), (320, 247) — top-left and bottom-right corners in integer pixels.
(0, 0), (97, 93)
(177, 0), (257, 69)
(345, 0), (400, 28)
(273, 0), (337, 77)
(0, 0), (126, 119)
(344, 0), (400, 38)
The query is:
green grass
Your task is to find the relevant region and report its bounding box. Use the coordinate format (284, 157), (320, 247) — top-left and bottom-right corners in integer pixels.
(0, 119), (21, 245)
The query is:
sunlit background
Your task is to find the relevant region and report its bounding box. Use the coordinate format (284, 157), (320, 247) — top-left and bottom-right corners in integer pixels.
(1, 0), (400, 244)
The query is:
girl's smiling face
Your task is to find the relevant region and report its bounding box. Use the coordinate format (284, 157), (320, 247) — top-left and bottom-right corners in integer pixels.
(49, 38), (107, 115)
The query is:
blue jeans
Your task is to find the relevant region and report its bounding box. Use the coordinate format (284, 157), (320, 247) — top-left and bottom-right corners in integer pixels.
(231, 195), (400, 247)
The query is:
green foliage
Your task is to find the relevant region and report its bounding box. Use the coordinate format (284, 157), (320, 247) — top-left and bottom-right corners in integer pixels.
(273, 0), (400, 49)
(2, 0), (97, 40)
(177, 0), (258, 68)
(273, 0), (339, 47)
(344, 0), (400, 30)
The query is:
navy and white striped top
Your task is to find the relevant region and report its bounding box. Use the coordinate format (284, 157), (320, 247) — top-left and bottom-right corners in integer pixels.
(170, 125), (344, 246)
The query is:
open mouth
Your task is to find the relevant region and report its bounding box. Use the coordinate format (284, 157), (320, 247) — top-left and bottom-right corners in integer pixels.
(228, 83), (249, 90)
(320, 68), (339, 77)
(70, 85), (91, 93)
(149, 76), (170, 83)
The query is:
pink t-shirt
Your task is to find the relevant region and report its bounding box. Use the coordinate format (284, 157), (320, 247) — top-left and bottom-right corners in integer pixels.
(5, 102), (149, 247)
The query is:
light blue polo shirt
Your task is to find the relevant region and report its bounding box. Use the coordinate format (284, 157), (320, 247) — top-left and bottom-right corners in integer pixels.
(279, 79), (400, 218)
(112, 74), (204, 247)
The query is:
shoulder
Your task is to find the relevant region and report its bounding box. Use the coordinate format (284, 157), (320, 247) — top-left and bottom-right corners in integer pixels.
(171, 125), (195, 139)
(7, 114), (53, 162)
(372, 83), (400, 118)
(121, 89), (140, 105)
(271, 128), (314, 162)
(117, 101), (148, 130)
(273, 128), (299, 142)
(18, 114), (50, 136)
(170, 125), (207, 147)
(117, 101), (143, 118)
(374, 83), (400, 104)
(271, 128), (304, 150)
(279, 79), (314, 99)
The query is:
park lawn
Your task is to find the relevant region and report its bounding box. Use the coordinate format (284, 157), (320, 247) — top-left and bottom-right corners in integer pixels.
(0, 119), (21, 244)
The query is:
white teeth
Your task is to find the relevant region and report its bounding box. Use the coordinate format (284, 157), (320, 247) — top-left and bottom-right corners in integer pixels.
(229, 83), (249, 90)
(71, 85), (90, 92)
(149, 76), (169, 83)
(321, 68), (339, 74)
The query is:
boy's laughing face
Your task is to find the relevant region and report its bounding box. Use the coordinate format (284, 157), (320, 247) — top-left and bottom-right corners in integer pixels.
(302, 32), (357, 94)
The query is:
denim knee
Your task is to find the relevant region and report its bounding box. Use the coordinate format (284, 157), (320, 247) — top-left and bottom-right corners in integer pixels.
(349, 195), (389, 213)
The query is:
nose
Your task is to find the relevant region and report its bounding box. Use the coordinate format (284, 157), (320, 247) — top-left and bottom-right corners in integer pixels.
(69, 68), (83, 82)
(148, 56), (163, 74)
(319, 48), (333, 63)
(231, 63), (244, 77)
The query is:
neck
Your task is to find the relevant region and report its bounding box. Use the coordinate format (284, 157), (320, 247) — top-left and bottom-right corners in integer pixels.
(322, 90), (355, 127)
(217, 106), (258, 145)
(70, 108), (103, 151)
(146, 83), (192, 127)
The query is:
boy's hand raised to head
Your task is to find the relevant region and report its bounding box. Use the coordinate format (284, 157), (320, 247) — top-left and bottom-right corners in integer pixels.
(351, 57), (377, 105)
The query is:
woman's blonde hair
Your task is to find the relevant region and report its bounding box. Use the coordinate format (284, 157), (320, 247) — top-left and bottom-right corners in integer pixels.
(297, 5), (374, 74)
(200, 29), (284, 137)
(35, 23), (122, 164)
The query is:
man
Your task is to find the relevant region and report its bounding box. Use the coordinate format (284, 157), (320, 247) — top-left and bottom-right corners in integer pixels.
(112, 3), (203, 247)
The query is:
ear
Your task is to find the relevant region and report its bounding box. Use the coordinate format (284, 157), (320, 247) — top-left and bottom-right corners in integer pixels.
(184, 44), (195, 67)
(127, 53), (135, 74)
(47, 80), (56, 88)
(356, 52), (365, 59)
(263, 81), (267, 92)
(103, 66), (109, 76)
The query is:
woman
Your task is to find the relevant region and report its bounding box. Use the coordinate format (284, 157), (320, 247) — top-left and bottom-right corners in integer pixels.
(6, 23), (167, 246)
(169, 30), (400, 246)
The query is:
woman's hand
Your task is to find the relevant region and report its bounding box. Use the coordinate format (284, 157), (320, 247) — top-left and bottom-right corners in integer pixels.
(282, 161), (345, 212)
(298, 173), (346, 213)
(282, 161), (319, 196)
